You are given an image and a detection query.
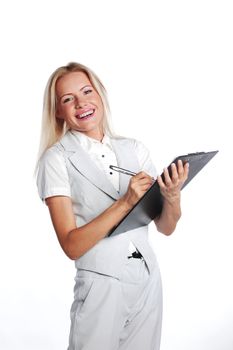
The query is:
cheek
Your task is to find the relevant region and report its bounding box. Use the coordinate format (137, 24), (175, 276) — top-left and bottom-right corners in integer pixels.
(57, 104), (71, 118)
(55, 106), (62, 119)
(56, 102), (64, 116)
(97, 99), (104, 116)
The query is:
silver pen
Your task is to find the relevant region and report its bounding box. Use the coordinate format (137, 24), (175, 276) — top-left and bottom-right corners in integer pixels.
(109, 165), (137, 176)
(110, 165), (155, 183)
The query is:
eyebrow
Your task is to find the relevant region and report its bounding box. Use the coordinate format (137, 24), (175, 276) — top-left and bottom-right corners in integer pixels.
(59, 85), (93, 100)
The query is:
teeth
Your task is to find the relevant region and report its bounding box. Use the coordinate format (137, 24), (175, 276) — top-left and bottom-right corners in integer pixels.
(78, 110), (94, 119)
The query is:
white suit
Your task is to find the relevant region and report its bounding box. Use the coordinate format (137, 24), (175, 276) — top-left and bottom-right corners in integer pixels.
(37, 130), (163, 349)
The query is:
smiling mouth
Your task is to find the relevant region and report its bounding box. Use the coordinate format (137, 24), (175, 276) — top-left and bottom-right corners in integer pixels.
(76, 109), (95, 120)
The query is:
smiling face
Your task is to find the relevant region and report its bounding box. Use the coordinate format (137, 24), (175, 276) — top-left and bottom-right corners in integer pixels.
(56, 71), (104, 140)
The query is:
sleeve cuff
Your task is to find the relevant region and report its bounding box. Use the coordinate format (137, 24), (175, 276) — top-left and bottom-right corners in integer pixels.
(40, 187), (71, 202)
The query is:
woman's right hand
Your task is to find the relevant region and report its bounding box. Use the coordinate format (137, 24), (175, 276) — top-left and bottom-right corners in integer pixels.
(121, 171), (154, 210)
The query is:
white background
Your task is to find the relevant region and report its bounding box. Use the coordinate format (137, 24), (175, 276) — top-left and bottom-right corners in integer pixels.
(0, 0), (232, 349)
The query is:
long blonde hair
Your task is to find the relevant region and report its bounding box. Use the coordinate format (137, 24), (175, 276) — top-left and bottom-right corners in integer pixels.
(35, 62), (115, 173)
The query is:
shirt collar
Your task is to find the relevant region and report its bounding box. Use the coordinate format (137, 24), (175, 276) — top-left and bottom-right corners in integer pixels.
(70, 129), (113, 153)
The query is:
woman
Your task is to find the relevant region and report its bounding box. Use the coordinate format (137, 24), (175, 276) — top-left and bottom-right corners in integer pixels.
(36, 62), (189, 350)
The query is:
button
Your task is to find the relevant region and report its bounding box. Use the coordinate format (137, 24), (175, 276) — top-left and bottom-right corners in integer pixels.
(102, 154), (105, 157)
(109, 172), (113, 175)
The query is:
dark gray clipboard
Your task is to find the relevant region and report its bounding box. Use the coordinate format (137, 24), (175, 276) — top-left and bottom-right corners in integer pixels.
(108, 150), (218, 237)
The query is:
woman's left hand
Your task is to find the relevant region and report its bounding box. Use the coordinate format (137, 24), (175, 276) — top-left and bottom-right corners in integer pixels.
(157, 160), (189, 204)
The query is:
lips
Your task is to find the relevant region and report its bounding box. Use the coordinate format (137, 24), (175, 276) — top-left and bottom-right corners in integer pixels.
(76, 109), (95, 120)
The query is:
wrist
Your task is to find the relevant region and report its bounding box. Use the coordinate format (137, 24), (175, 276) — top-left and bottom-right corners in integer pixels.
(163, 196), (181, 220)
(117, 196), (133, 214)
(163, 191), (181, 205)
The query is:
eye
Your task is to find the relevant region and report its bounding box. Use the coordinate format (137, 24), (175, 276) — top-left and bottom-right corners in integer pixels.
(62, 95), (74, 104)
(83, 89), (93, 95)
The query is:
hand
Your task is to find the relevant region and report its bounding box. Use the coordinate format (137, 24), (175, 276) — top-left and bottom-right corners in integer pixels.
(121, 171), (154, 209)
(157, 160), (189, 204)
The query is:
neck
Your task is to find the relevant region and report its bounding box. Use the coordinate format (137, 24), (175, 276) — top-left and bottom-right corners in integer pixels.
(85, 131), (104, 142)
(72, 129), (104, 142)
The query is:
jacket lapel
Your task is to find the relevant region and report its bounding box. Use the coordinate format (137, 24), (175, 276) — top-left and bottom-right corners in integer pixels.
(59, 131), (120, 200)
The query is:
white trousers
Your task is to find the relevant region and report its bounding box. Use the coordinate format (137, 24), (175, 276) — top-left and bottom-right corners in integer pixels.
(68, 257), (163, 350)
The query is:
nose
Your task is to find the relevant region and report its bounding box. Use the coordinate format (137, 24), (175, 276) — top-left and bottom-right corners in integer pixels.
(74, 96), (87, 109)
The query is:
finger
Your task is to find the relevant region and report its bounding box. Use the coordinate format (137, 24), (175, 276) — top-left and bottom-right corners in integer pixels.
(171, 163), (179, 183)
(177, 159), (184, 177)
(183, 162), (189, 180)
(157, 175), (166, 189)
(130, 178), (152, 189)
(134, 171), (151, 179)
(163, 167), (172, 186)
(131, 178), (153, 191)
(138, 178), (154, 186)
(132, 172), (153, 183)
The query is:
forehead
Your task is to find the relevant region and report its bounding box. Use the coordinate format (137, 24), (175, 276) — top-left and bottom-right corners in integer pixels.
(56, 71), (92, 96)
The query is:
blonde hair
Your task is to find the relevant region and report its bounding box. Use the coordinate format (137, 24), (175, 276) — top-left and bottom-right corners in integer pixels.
(35, 62), (115, 173)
